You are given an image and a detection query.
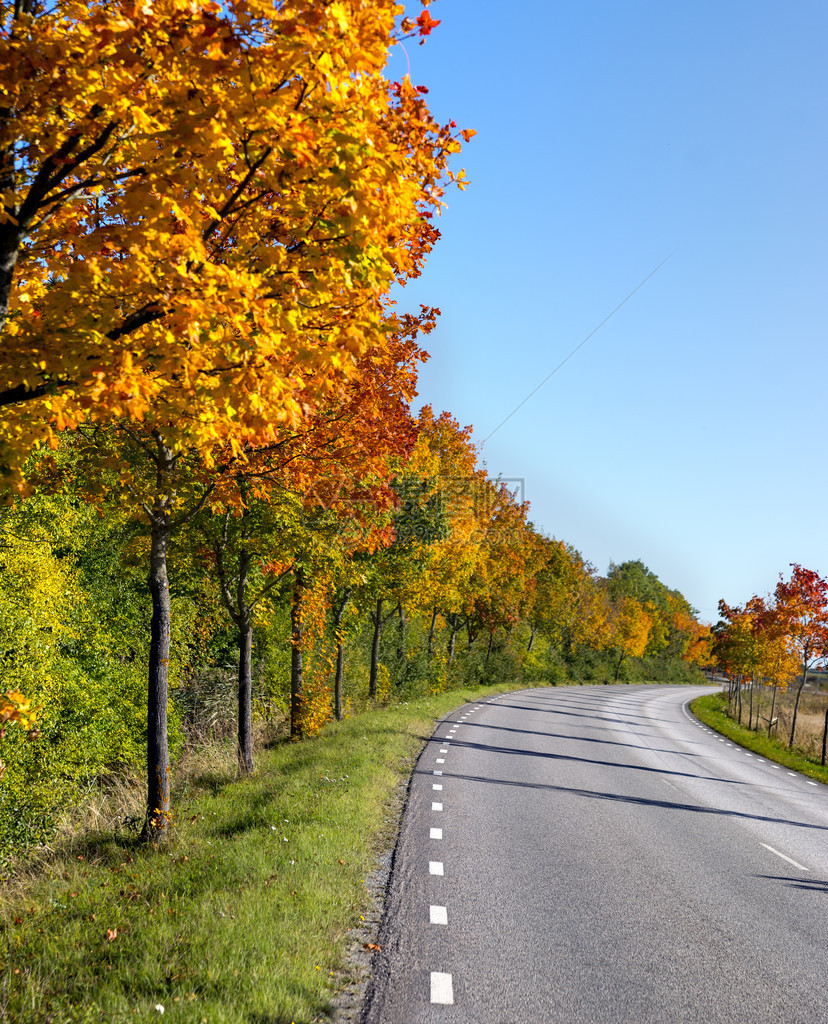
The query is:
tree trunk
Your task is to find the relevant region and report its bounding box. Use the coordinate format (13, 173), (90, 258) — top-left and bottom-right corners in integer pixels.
(369, 598), (383, 699)
(234, 547), (255, 773)
(237, 614), (254, 773)
(332, 588), (351, 722)
(486, 629), (494, 663)
(290, 568), (305, 738)
(736, 674), (743, 724)
(397, 603), (406, 664)
(447, 614), (460, 665)
(822, 707), (828, 766)
(527, 626), (536, 653)
(769, 682), (778, 737)
(748, 677), (754, 731)
(427, 608), (438, 663)
(789, 667), (808, 749)
(334, 641), (345, 720)
(144, 512), (172, 841)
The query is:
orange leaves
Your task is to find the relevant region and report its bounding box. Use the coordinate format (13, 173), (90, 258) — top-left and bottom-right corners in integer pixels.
(415, 9), (441, 37)
(0, 0), (469, 488)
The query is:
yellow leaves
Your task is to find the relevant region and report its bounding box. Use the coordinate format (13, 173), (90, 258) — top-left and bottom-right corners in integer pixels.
(0, 692), (37, 732)
(0, 0), (467, 488)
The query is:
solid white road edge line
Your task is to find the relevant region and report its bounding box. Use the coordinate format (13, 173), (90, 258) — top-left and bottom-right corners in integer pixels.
(760, 843), (808, 871)
(430, 972), (454, 1005)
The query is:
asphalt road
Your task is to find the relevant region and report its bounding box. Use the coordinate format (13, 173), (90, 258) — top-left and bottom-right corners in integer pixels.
(363, 684), (828, 1024)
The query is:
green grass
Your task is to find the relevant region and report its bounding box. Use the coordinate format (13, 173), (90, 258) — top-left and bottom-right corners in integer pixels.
(691, 692), (828, 785)
(0, 681), (532, 1024)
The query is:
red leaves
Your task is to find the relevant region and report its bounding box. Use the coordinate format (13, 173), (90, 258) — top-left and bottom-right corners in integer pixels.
(416, 10), (441, 37)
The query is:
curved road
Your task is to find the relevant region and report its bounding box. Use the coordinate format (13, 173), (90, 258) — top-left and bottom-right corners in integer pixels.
(364, 684), (828, 1024)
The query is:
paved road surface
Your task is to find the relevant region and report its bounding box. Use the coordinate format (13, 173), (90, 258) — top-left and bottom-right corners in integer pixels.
(363, 684), (828, 1024)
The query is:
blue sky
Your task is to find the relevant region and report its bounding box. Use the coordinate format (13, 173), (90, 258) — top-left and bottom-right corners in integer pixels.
(388, 0), (828, 623)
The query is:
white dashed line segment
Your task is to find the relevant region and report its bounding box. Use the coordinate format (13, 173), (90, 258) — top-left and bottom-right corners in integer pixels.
(432, 802), (443, 811)
(430, 828), (443, 840)
(760, 843), (808, 871)
(429, 905), (448, 925)
(429, 861), (444, 876)
(430, 972), (454, 1005)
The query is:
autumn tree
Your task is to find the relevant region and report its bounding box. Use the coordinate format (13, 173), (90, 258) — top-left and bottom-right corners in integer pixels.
(0, 0), (465, 478)
(605, 596), (652, 682)
(772, 565), (828, 747)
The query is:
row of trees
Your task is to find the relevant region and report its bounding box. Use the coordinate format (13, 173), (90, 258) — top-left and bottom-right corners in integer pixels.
(0, 0), (706, 856)
(712, 565), (828, 747)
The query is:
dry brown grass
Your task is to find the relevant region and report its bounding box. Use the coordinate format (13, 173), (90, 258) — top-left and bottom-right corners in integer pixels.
(733, 682), (828, 760)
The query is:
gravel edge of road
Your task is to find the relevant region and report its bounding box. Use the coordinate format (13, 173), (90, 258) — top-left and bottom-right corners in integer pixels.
(328, 727), (436, 1024)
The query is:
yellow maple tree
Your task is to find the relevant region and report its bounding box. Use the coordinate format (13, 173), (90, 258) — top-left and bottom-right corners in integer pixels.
(0, 0), (465, 477)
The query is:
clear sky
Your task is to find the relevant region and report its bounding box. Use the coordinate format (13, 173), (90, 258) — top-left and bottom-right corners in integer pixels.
(387, 0), (828, 624)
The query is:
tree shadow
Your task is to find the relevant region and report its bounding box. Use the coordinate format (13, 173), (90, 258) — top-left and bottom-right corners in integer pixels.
(417, 770), (828, 833)
(493, 702), (666, 725)
(451, 719), (703, 756)
(756, 874), (828, 892)
(433, 739), (743, 785)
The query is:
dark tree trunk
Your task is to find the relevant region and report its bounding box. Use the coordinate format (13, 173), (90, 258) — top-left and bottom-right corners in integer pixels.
(427, 608), (438, 663)
(769, 683), (778, 737)
(748, 677), (754, 730)
(789, 667), (808, 749)
(235, 548), (255, 773)
(237, 614), (254, 773)
(447, 614), (460, 665)
(527, 626), (537, 653)
(331, 588), (351, 722)
(144, 485), (172, 841)
(397, 603), (406, 665)
(822, 707), (828, 766)
(290, 568), (305, 738)
(486, 629), (494, 663)
(369, 599), (383, 699)
(736, 674), (743, 724)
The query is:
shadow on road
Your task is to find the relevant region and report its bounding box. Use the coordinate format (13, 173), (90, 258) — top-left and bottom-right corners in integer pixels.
(757, 874), (828, 892)
(452, 719), (705, 756)
(415, 770), (828, 833)
(437, 738), (742, 785)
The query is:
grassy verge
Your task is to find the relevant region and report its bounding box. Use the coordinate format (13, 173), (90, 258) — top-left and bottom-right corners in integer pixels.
(0, 681), (534, 1024)
(690, 692), (828, 785)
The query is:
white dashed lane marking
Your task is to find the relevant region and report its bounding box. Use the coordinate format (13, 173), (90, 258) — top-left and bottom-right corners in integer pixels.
(432, 802), (443, 811)
(761, 843), (808, 871)
(429, 861), (444, 876)
(430, 828), (442, 840)
(429, 905), (448, 925)
(433, 783), (442, 791)
(430, 972), (454, 1005)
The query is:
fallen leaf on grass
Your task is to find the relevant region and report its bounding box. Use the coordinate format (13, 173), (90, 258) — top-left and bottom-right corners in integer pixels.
(106, 928), (118, 942)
